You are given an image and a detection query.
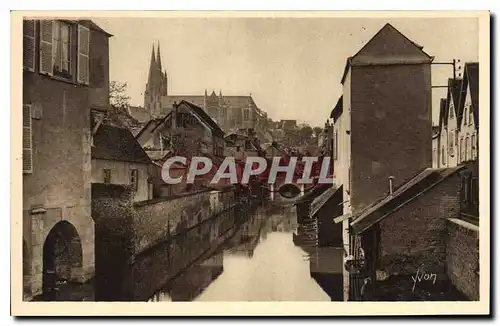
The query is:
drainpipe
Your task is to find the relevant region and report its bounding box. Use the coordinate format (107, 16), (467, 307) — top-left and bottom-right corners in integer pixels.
(388, 176), (395, 195)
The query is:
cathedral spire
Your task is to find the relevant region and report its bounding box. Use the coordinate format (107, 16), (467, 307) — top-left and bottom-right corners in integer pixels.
(156, 42), (162, 71)
(148, 44), (156, 84)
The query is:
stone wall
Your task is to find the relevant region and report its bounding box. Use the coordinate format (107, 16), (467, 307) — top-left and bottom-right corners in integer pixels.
(91, 183), (239, 300)
(378, 174), (461, 277)
(446, 218), (479, 300)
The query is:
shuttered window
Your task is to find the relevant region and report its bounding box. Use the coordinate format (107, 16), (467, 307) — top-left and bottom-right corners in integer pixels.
(77, 25), (90, 85)
(23, 20), (36, 71)
(23, 104), (33, 174)
(39, 20), (53, 75)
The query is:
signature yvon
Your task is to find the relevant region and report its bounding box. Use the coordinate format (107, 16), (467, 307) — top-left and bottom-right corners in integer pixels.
(411, 264), (437, 292)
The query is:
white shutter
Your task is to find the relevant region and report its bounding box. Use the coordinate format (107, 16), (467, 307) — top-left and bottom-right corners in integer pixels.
(23, 104), (33, 174)
(77, 25), (90, 85)
(39, 20), (53, 75)
(23, 20), (36, 71)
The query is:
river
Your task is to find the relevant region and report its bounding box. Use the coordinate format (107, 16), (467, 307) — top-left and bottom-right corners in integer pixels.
(147, 202), (346, 302)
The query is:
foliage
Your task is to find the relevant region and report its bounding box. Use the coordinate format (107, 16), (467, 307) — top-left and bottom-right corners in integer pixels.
(110, 81), (131, 109)
(299, 125), (314, 139)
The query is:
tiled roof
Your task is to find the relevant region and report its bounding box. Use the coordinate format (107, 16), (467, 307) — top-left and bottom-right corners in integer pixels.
(179, 100), (224, 136)
(341, 23), (433, 84)
(92, 124), (152, 164)
(330, 95), (343, 121)
(350, 166), (464, 234)
(127, 105), (151, 123)
(310, 185), (341, 217)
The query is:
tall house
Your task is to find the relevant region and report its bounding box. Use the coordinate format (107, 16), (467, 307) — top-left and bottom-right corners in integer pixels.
(22, 19), (111, 299)
(332, 23), (433, 216)
(438, 78), (462, 168)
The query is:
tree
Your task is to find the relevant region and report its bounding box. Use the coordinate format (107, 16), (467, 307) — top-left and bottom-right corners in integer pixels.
(109, 81), (131, 109)
(313, 127), (323, 138)
(299, 125), (313, 140)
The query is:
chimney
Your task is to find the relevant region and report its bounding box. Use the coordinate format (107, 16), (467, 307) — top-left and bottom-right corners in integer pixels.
(388, 176), (395, 195)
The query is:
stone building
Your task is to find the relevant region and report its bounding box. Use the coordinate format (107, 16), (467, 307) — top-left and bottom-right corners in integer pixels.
(91, 123), (153, 202)
(139, 43), (269, 137)
(22, 19), (111, 300)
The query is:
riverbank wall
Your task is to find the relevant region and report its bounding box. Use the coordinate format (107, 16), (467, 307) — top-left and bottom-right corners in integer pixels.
(91, 183), (246, 301)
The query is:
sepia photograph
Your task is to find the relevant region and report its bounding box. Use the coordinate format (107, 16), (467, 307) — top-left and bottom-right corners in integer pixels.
(11, 10), (490, 316)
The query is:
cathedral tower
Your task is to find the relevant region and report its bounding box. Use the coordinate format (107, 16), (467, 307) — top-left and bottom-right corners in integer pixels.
(144, 43), (168, 117)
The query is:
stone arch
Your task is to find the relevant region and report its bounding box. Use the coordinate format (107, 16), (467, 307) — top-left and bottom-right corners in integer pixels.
(278, 183), (301, 199)
(42, 220), (83, 293)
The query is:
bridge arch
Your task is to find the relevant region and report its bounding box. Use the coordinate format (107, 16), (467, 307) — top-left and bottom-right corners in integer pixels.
(42, 220), (83, 292)
(278, 183), (302, 199)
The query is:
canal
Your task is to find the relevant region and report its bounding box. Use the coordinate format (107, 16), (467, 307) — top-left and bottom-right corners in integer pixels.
(147, 202), (345, 302)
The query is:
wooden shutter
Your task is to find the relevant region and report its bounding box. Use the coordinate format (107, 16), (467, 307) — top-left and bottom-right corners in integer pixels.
(39, 20), (53, 75)
(23, 20), (36, 71)
(77, 24), (90, 85)
(23, 104), (33, 174)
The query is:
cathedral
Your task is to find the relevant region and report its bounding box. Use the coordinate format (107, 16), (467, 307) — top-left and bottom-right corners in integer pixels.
(142, 43), (270, 134)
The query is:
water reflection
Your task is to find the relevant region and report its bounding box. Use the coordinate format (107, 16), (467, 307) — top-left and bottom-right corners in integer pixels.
(147, 202), (345, 302)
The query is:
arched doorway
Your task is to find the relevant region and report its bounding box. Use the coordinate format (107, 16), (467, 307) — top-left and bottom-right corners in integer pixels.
(43, 221), (83, 295)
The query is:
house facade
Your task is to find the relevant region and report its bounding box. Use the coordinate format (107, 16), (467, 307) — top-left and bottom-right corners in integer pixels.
(22, 19), (111, 299)
(436, 62), (479, 218)
(91, 124), (153, 202)
(333, 23), (433, 219)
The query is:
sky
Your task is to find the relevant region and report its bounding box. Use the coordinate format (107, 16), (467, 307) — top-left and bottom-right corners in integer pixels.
(93, 17), (478, 127)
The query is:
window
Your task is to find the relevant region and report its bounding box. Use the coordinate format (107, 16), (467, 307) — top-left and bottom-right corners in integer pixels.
(441, 147), (446, 166)
(449, 105), (454, 119)
(52, 20), (71, 77)
(23, 104), (33, 174)
(465, 136), (470, 161)
(463, 107), (468, 126)
(77, 24), (90, 84)
(243, 109), (249, 121)
(103, 169), (111, 184)
(460, 137), (464, 162)
(23, 20), (36, 71)
(449, 130), (454, 156)
(130, 169), (138, 190)
(471, 134), (477, 160)
(469, 107), (473, 126)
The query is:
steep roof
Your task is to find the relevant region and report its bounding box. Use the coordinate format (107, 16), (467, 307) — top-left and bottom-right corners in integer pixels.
(463, 62), (479, 128)
(178, 100), (225, 136)
(341, 23), (433, 84)
(78, 20), (113, 37)
(350, 166), (464, 233)
(92, 124), (152, 164)
(309, 185), (341, 217)
(330, 95), (343, 121)
(127, 105), (151, 124)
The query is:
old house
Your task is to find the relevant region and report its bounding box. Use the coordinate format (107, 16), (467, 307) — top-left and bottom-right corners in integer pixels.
(136, 100), (225, 159)
(438, 78), (463, 168)
(348, 166), (478, 299)
(457, 62), (479, 219)
(333, 23), (434, 220)
(22, 19), (111, 299)
(91, 124), (153, 202)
